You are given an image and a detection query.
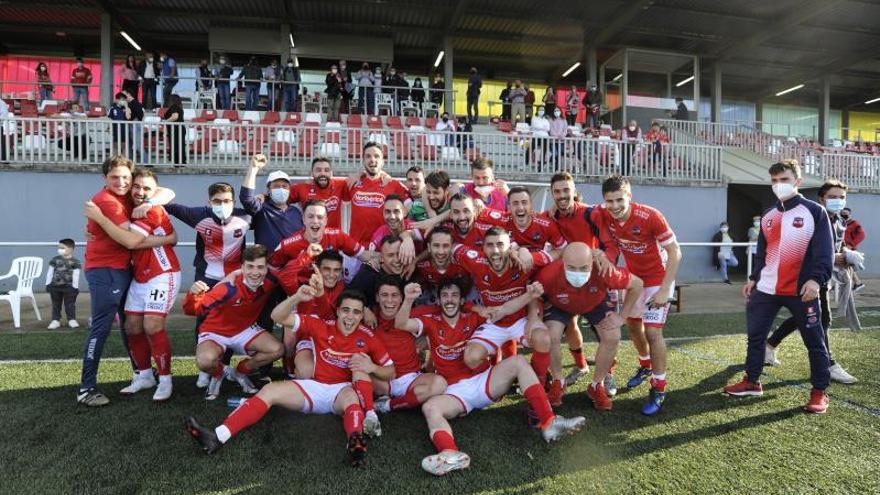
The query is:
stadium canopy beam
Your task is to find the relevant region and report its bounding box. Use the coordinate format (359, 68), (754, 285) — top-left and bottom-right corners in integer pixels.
(443, 36), (454, 115)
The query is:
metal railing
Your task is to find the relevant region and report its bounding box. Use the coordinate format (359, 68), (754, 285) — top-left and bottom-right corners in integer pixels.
(0, 116), (723, 183)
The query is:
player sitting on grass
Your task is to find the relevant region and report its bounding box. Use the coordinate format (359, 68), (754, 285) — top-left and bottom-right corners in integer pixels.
(393, 279), (585, 476)
(185, 288), (394, 467)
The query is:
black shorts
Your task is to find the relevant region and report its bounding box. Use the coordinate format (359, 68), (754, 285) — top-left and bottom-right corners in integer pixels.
(544, 301), (612, 327)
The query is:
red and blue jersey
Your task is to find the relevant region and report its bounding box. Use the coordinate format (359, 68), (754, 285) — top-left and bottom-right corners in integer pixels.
(165, 204), (251, 283)
(752, 194), (833, 297)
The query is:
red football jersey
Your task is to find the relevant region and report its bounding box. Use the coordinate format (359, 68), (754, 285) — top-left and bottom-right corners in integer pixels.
(129, 206), (181, 283)
(374, 315), (421, 375)
(296, 283), (344, 320)
(292, 315), (392, 385)
(597, 202), (675, 287)
(416, 311), (487, 385)
(184, 273), (278, 337)
(85, 188), (134, 270)
(546, 202), (600, 248)
(288, 178), (347, 229)
(415, 259), (470, 290)
(451, 244), (551, 327)
(344, 176), (408, 246)
(507, 215), (567, 252)
(271, 228), (363, 267)
(449, 208), (508, 248)
(369, 219), (424, 251)
(535, 258), (631, 315)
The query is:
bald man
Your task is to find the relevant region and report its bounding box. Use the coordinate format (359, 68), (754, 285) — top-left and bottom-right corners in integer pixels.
(535, 243), (643, 409)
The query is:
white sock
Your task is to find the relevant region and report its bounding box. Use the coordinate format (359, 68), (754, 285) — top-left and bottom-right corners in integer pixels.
(638, 354), (651, 361)
(590, 380), (601, 389)
(215, 425), (231, 443)
(652, 372), (666, 381)
(138, 369), (153, 379)
(158, 375), (172, 383)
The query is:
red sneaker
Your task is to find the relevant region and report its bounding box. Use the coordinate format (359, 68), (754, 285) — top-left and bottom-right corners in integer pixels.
(722, 376), (763, 397)
(547, 380), (564, 407)
(586, 382), (613, 411)
(804, 389), (829, 414)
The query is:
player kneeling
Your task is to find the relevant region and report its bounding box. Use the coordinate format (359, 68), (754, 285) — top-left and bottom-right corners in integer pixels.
(395, 280), (585, 476)
(185, 288), (395, 466)
(183, 246), (285, 400)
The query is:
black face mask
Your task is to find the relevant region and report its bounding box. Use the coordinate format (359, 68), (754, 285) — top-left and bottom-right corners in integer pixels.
(442, 117), (448, 122)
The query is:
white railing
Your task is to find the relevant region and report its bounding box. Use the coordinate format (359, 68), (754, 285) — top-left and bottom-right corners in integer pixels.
(0, 116), (723, 183)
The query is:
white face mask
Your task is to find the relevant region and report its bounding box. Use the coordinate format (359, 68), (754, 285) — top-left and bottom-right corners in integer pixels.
(628, 126), (636, 131)
(753, 220), (760, 227)
(212, 203), (233, 220)
(270, 188), (290, 204)
(287, 63), (294, 68)
(824, 198), (846, 213)
(57, 248), (67, 256)
(554, 110), (561, 117)
(720, 227), (729, 233)
(537, 110), (545, 117)
(772, 183), (796, 201)
(475, 185), (495, 196)
(565, 269), (590, 287)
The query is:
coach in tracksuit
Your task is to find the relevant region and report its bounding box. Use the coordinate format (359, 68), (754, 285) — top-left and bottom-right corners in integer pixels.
(723, 159), (833, 414)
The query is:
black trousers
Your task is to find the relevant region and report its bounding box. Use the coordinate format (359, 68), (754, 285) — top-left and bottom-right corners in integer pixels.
(48, 285), (78, 320)
(766, 285), (834, 365)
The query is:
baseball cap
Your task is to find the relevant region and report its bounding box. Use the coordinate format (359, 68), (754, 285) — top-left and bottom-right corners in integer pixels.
(266, 170), (291, 185)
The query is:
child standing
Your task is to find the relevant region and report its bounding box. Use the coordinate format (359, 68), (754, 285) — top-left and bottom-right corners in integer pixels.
(46, 239), (82, 329)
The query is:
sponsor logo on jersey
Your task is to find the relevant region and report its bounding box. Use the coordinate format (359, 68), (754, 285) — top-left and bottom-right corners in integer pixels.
(351, 191), (386, 208)
(483, 287), (525, 304)
(466, 250), (479, 259)
(435, 341), (466, 360)
(793, 217), (804, 228)
(355, 338), (366, 348)
(632, 226), (642, 236)
(320, 348), (352, 368)
(324, 196), (341, 211)
(557, 292), (570, 304)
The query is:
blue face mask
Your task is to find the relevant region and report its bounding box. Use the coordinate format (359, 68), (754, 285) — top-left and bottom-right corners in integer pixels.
(270, 188), (290, 204)
(212, 203), (233, 220)
(565, 269), (590, 287)
(825, 198), (846, 214)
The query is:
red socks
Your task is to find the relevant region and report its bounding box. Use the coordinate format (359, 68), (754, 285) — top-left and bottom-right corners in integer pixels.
(530, 351), (551, 388)
(523, 383), (554, 430)
(127, 332), (151, 371)
(390, 385), (421, 410)
(146, 330), (172, 376)
(236, 359), (253, 375)
(638, 355), (653, 369)
(353, 380), (375, 411)
(500, 340), (518, 358)
(222, 396), (269, 437)
(570, 347), (587, 370)
(343, 403), (365, 436)
(431, 430), (458, 453)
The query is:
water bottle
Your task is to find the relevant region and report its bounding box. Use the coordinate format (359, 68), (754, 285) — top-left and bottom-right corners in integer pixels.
(227, 397), (244, 409)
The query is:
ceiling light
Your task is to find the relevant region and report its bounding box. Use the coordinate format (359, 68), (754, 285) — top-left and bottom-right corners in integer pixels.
(562, 62), (580, 78)
(433, 51), (444, 68)
(865, 96), (880, 105)
(120, 31), (141, 52)
(612, 74), (622, 82)
(289, 33), (295, 48)
(775, 84), (804, 97)
(676, 76), (694, 87)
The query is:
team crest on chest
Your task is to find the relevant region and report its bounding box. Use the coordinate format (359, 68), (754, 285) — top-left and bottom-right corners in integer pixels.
(234, 229), (243, 238)
(792, 217), (804, 228)
(355, 338), (366, 348)
(632, 226), (641, 236)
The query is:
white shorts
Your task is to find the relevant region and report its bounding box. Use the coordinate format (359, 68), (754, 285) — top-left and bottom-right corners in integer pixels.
(444, 368), (496, 415)
(124, 272), (181, 316)
(342, 254), (363, 285)
(389, 371), (421, 398)
(290, 379), (350, 415)
(198, 324), (265, 355)
(628, 284), (675, 328)
(471, 317), (529, 353)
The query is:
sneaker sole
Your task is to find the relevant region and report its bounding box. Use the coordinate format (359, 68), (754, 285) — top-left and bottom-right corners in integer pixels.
(424, 457), (471, 476)
(804, 406), (828, 414)
(723, 390), (763, 397)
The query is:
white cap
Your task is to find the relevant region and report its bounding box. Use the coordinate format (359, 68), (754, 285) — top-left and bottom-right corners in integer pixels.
(266, 170), (290, 185)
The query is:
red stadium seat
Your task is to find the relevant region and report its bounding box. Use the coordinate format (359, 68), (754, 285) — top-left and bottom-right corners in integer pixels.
(192, 109), (217, 122)
(425, 117), (438, 129)
(387, 116), (404, 129)
(405, 116), (421, 127)
(282, 112), (301, 125)
(267, 141), (290, 156)
(347, 114), (363, 127)
(261, 111), (280, 124)
(497, 121), (512, 133)
(367, 116), (384, 129)
(221, 110), (240, 122)
(348, 129), (364, 158)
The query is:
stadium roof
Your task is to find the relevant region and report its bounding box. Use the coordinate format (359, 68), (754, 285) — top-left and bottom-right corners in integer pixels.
(1, 0), (879, 108)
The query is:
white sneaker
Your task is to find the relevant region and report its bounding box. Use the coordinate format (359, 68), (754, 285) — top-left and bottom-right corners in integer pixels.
(47, 320), (61, 330)
(764, 345), (781, 366)
(225, 366), (258, 395)
(363, 410), (382, 437)
(541, 415), (586, 443)
(120, 371), (157, 395)
(153, 375), (173, 401)
(564, 367), (590, 387)
(68, 320), (80, 328)
(205, 376), (223, 401)
(196, 371), (210, 389)
(829, 363), (858, 384)
(374, 396), (392, 414)
(421, 450), (471, 476)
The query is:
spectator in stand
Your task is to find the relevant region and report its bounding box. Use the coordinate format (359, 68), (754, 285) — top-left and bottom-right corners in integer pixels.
(339, 60), (353, 114)
(466, 67), (482, 124)
(841, 207), (866, 292)
(585, 81), (601, 129)
(435, 111), (457, 146)
(122, 89), (144, 161)
(621, 119), (643, 176)
(108, 92), (133, 157)
(524, 83), (535, 124)
(548, 107), (569, 169)
(644, 122), (665, 164)
(163, 94), (186, 166)
(214, 55), (234, 110)
(159, 51), (178, 108)
(672, 97), (688, 120)
(325, 63), (346, 122)
(509, 81), (527, 123)
(70, 57), (92, 111)
(411, 77), (426, 107)
(46, 238), (81, 330)
(747, 215), (761, 260)
(542, 86), (557, 116)
(500, 81), (512, 121)
(240, 57), (263, 111)
(140, 52), (160, 111)
(712, 222), (738, 284)
(36, 62), (54, 101)
(430, 73), (444, 107)
(59, 102), (89, 160)
(120, 55), (140, 99)
(355, 63), (374, 115)
(264, 59), (281, 111)
(281, 58), (300, 112)
(372, 66), (384, 114)
(529, 106), (551, 169)
(196, 59), (214, 92)
(397, 71), (411, 114)
(565, 86), (580, 126)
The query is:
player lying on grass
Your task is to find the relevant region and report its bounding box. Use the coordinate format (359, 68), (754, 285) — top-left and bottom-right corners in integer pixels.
(185, 287), (394, 467)
(394, 280), (586, 476)
(182, 245), (284, 401)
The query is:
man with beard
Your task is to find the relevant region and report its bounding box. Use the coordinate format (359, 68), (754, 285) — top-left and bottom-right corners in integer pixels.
(288, 157), (348, 229)
(395, 280), (585, 476)
(446, 193), (507, 248)
(460, 157), (509, 211)
(506, 186), (566, 256)
(410, 170), (453, 222)
(344, 142), (409, 246)
(414, 226), (470, 302)
(349, 234), (416, 307)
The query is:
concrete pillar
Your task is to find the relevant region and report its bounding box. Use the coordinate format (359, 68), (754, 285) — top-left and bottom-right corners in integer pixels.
(841, 109), (850, 140)
(818, 75), (830, 145)
(585, 46), (597, 87)
(280, 23), (291, 63)
(711, 63), (722, 123)
(99, 13), (114, 108)
(693, 56), (701, 122)
(621, 49), (628, 126)
(755, 101), (764, 132)
(443, 36), (454, 115)
(666, 73), (672, 98)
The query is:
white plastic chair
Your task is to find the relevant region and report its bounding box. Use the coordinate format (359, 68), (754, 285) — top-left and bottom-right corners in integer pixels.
(0, 256), (43, 328)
